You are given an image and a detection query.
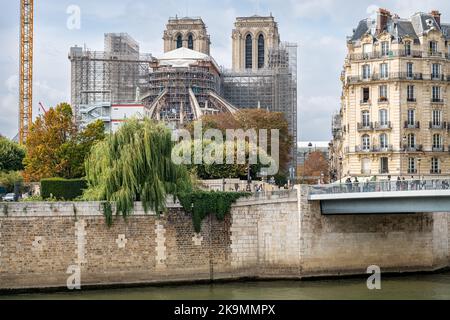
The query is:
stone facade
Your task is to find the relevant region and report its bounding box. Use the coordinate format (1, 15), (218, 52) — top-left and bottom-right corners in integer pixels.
(163, 17), (210, 55)
(0, 189), (449, 290)
(231, 15), (280, 72)
(332, 9), (450, 180)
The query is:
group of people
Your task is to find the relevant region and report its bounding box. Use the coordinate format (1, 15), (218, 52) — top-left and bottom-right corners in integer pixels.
(342, 176), (450, 193)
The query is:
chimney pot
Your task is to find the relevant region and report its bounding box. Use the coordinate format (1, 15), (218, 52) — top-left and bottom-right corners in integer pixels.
(430, 10), (441, 27)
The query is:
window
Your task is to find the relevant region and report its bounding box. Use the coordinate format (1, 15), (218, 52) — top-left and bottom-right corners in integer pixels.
(363, 43), (372, 58)
(407, 109), (415, 126)
(432, 63), (441, 79)
(432, 110), (442, 126)
(406, 63), (413, 78)
(380, 133), (388, 149)
(407, 133), (416, 148)
(429, 41), (438, 54)
(405, 41), (411, 56)
(432, 86), (441, 102)
(431, 158), (441, 174)
(362, 135), (370, 151)
(380, 63), (388, 79)
(245, 34), (253, 69)
(433, 134), (442, 149)
(407, 85), (415, 101)
(380, 157), (389, 174)
(379, 109), (388, 126)
(258, 34), (265, 69)
(362, 65), (371, 79)
(361, 158), (371, 175)
(379, 85), (388, 101)
(188, 34), (194, 50)
(362, 111), (370, 127)
(381, 41), (389, 56)
(176, 35), (183, 49)
(408, 158), (417, 174)
(362, 87), (370, 103)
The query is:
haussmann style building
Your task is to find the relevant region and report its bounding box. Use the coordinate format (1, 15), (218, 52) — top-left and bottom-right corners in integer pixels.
(331, 9), (450, 181)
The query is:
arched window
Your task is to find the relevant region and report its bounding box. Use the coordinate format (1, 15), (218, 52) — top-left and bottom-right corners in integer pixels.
(188, 34), (194, 50)
(245, 34), (253, 69)
(176, 35), (182, 49)
(362, 134), (370, 151)
(258, 34), (265, 69)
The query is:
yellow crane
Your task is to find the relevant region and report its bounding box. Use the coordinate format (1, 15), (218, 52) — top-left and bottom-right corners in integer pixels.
(19, 0), (34, 144)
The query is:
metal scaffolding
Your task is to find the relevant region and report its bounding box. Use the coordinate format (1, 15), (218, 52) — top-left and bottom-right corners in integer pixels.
(222, 42), (298, 169)
(141, 49), (237, 128)
(69, 33), (152, 126)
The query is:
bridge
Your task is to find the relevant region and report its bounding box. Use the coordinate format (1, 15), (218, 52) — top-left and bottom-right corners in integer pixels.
(308, 180), (450, 215)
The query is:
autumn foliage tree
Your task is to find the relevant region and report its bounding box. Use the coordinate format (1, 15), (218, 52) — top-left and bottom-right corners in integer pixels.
(303, 151), (330, 184)
(23, 103), (105, 182)
(186, 109), (293, 176)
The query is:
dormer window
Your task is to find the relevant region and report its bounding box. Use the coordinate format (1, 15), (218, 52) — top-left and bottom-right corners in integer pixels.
(381, 41), (390, 56)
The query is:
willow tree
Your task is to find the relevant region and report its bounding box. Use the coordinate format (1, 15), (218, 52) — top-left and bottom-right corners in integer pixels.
(83, 118), (192, 219)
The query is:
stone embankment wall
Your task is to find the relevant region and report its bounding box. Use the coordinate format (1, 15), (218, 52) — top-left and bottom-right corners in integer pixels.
(0, 187), (448, 290)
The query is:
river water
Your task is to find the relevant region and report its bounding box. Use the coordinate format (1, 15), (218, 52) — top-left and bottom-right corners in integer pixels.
(2, 272), (450, 300)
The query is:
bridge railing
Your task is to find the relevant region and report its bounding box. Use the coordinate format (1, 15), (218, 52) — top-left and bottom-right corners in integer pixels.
(309, 179), (450, 196)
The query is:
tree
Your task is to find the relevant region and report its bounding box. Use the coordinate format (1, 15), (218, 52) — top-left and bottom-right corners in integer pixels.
(23, 103), (105, 181)
(0, 136), (25, 172)
(303, 151), (330, 184)
(187, 109), (293, 176)
(83, 118), (192, 218)
(0, 171), (24, 193)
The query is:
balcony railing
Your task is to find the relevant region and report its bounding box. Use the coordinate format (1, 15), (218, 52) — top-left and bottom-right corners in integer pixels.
(355, 145), (393, 153)
(430, 169), (442, 174)
(378, 97), (389, 103)
(404, 145), (423, 152)
(347, 72), (450, 84)
(347, 50), (424, 61)
(374, 121), (392, 130)
(404, 121), (420, 129)
(431, 99), (444, 104)
(357, 122), (373, 131)
(360, 99), (371, 105)
(407, 98), (417, 103)
(429, 122), (447, 130)
(432, 146), (445, 152)
(431, 74), (446, 81)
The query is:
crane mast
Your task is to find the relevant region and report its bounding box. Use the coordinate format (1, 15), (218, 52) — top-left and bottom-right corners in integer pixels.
(19, 0), (34, 144)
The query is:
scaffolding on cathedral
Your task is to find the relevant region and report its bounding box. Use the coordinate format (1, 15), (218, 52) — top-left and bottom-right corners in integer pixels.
(68, 33), (153, 126)
(141, 47), (237, 128)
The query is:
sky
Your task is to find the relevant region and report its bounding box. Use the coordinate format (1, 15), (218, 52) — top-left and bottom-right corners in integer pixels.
(1, 0), (450, 141)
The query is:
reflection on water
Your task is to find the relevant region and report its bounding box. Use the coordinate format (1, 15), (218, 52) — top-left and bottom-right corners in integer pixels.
(2, 272), (450, 300)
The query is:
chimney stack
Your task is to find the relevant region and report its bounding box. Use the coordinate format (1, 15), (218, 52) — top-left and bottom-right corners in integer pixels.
(430, 10), (441, 28)
(376, 8), (391, 34)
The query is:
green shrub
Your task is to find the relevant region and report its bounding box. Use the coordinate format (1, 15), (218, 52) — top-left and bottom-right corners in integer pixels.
(41, 178), (87, 200)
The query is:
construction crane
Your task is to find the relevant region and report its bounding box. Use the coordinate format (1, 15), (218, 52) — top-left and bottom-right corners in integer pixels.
(19, 0), (34, 145)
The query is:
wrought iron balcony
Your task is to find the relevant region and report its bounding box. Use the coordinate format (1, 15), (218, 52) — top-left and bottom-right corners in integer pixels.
(429, 122), (447, 130)
(404, 121), (420, 129)
(378, 97), (389, 103)
(431, 98), (444, 104)
(372, 145), (394, 153)
(360, 99), (371, 105)
(404, 145), (423, 152)
(430, 74), (446, 81)
(432, 146), (445, 152)
(430, 169), (442, 174)
(374, 121), (392, 130)
(357, 122), (373, 131)
(407, 98), (417, 103)
(355, 145), (371, 152)
(347, 50), (424, 61)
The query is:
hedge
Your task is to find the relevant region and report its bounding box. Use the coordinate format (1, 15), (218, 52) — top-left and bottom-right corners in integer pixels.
(41, 178), (87, 200)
